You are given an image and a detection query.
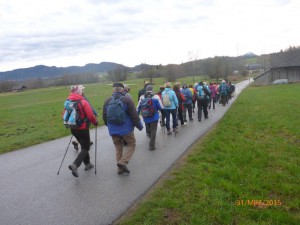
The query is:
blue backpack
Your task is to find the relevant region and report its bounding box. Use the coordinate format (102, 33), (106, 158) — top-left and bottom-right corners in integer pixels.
(219, 84), (227, 95)
(106, 96), (126, 125)
(140, 97), (155, 118)
(196, 86), (205, 100)
(63, 100), (86, 128)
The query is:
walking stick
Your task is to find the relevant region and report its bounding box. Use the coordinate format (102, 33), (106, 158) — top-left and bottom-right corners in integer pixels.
(95, 126), (97, 174)
(57, 135), (73, 175)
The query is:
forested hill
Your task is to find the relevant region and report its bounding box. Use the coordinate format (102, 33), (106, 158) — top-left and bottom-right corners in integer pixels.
(0, 62), (124, 81)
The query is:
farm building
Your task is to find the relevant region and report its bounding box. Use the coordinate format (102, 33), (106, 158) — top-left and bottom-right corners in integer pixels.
(11, 85), (26, 92)
(254, 49), (300, 85)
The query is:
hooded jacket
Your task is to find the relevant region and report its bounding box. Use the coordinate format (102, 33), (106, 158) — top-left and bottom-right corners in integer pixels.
(162, 88), (179, 109)
(64, 93), (98, 129)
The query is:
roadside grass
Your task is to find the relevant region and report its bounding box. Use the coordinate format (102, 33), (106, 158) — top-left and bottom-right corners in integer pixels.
(116, 83), (300, 225)
(0, 75), (210, 154)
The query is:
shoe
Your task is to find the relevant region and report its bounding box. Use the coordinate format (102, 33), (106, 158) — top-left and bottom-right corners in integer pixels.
(72, 141), (79, 151)
(205, 116), (208, 119)
(68, 164), (78, 177)
(149, 146), (156, 151)
(90, 141), (93, 146)
(173, 128), (178, 133)
(117, 167), (124, 174)
(84, 163), (94, 171)
(117, 163), (130, 174)
(189, 118), (193, 121)
(198, 119), (201, 122)
(167, 130), (172, 135)
(181, 123), (186, 127)
(183, 120), (187, 122)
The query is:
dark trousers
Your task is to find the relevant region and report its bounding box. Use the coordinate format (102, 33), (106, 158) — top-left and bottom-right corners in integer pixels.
(220, 95), (228, 106)
(70, 129), (91, 167)
(183, 103), (193, 121)
(177, 107), (184, 125)
(209, 97), (216, 109)
(164, 109), (177, 131)
(197, 99), (208, 120)
(145, 120), (158, 148)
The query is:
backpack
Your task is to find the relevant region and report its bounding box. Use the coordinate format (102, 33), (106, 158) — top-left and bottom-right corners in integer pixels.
(63, 100), (86, 128)
(219, 84), (227, 95)
(140, 97), (155, 118)
(162, 90), (172, 106)
(196, 86), (205, 100)
(106, 95), (126, 125)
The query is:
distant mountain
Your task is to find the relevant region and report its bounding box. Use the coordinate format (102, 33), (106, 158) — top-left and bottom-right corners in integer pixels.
(243, 52), (257, 58)
(0, 62), (125, 81)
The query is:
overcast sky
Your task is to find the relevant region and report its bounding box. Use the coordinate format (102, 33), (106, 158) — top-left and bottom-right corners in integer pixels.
(0, 0), (299, 72)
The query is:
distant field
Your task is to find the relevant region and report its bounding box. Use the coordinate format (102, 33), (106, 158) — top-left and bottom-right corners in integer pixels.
(117, 83), (300, 225)
(0, 75), (212, 154)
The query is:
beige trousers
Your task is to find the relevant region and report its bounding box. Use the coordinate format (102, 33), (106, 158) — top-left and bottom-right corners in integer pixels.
(111, 132), (136, 165)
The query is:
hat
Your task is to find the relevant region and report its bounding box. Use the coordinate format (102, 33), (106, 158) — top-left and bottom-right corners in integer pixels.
(222, 80), (226, 83)
(71, 85), (85, 95)
(146, 85), (153, 92)
(113, 82), (124, 88)
(160, 86), (165, 91)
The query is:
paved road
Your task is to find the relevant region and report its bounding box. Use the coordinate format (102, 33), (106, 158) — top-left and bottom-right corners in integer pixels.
(0, 80), (252, 225)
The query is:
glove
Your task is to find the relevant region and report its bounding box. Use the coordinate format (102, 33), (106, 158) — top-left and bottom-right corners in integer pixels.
(137, 121), (143, 131)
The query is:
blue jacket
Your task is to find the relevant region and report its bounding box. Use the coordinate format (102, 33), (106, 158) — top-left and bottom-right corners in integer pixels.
(137, 94), (162, 123)
(162, 88), (179, 109)
(103, 92), (143, 136)
(181, 88), (192, 104)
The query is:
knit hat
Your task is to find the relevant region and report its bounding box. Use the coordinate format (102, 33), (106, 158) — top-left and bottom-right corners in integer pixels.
(146, 85), (153, 92)
(71, 85), (85, 95)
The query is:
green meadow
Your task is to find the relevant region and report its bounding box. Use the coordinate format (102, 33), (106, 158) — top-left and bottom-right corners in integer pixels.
(116, 83), (300, 225)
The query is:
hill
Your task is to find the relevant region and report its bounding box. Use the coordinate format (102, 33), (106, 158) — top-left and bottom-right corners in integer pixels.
(0, 62), (124, 81)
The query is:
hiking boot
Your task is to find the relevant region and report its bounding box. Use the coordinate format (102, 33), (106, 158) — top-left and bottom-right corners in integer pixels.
(68, 164), (78, 177)
(72, 141), (79, 151)
(117, 163), (130, 174)
(84, 163), (94, 171)
(149, 146), (156, 151)
(167, 130), (172, 135)
(117, 167), (124, 174)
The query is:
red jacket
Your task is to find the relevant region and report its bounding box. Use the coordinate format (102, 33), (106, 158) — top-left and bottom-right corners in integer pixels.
(64, 93), (98, 129)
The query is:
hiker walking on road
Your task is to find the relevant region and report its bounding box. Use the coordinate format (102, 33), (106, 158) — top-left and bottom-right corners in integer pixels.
(208, 82), (217, 110)
(173, 83), (186, 126)
(157, 86), (166, 126)
(64, 85), (98, 178)
(218, 80), (229, 106)
(137, 85), (163, 150)
(72, 92), (98, 150)
(195, 81), (210, 121)
(162, 82), (179, 135)
(103, 83), (143, 174)
(181, 83), (193, 122)
(138, 81), (151, 101)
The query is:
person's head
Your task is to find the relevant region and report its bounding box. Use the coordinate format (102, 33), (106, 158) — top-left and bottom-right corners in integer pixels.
(144, 81), (151, 88)
(222, 80), (226, 83)
(199, 81), (204, 86)
(165, 82), (172, 88)
(123, 84), (130, 92)
(182, 83), (187, 89)
(112, 82), (124, 93)
(210, 82), (213, 86)
(188, 84), (193, 88)
(159, 86), (165, 91)
(70, 84), (85, 95)
(145, 85), (154, 97)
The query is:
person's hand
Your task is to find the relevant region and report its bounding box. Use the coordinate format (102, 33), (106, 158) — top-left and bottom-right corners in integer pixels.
(137, 121), (143, 131)
(94, 121), (98, 126)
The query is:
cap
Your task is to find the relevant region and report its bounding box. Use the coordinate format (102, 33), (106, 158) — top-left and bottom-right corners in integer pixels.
(113, 82), (124, 88)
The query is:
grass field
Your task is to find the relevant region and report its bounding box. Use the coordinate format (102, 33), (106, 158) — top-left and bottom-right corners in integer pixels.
(116, 83), (300, 225)
(0, 75), (211, 154)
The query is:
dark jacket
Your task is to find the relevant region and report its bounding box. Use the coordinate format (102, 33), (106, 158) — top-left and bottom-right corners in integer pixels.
(103, 92), (143, 136)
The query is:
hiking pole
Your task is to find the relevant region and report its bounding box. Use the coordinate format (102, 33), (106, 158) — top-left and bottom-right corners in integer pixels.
(57, 135), (74, 175)
(95, 126), (98, 174)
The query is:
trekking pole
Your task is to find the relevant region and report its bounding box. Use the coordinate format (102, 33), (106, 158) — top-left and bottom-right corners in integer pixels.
(160, 118), (166, 147)
(57, 135), (73, 175)
(95, 126), (97, 174)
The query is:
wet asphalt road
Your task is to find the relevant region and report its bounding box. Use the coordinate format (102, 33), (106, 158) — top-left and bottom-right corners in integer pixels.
(0, 80), (252, 225)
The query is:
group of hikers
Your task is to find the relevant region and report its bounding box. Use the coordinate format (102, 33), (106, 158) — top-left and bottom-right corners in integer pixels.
(63, 80), (235, 177)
